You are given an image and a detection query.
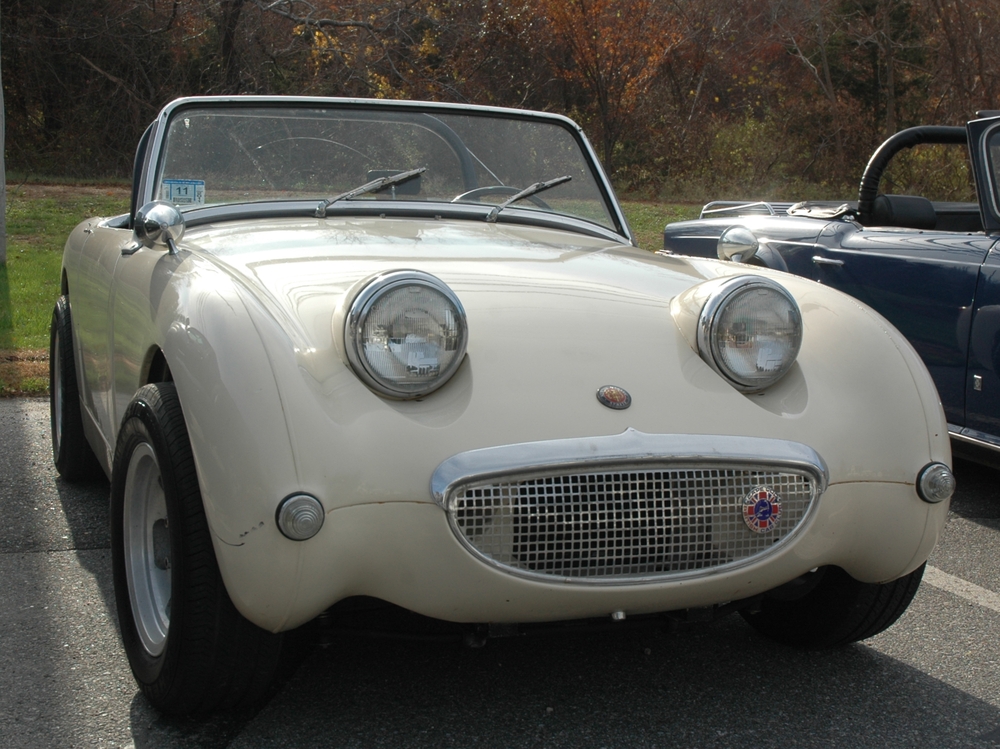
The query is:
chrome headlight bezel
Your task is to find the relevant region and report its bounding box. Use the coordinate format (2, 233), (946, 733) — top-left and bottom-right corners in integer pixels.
(345, 269), (469, 399)
(696, 275), (803, 392)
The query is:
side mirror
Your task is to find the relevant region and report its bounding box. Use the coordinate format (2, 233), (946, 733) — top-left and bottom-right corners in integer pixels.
(717, 225), (759, 263)
(133, 201), (185, 254)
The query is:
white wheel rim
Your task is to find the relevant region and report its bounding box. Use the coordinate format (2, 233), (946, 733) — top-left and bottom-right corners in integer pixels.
(123, 442), (171, 656)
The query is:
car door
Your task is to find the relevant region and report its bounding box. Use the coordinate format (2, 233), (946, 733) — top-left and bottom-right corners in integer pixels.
(810, 221), (992, 428)
(69, 226), (122, 443)
(961, 115), (1000, 439)
(71, 122), (158, 450)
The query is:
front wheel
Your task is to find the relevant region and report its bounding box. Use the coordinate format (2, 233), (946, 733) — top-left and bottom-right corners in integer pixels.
(740, 564), (924, 648)
(111, 383), (283, 715)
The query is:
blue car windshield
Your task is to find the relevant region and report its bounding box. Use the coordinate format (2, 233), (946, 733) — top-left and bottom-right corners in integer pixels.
(154, 104), (616, 230)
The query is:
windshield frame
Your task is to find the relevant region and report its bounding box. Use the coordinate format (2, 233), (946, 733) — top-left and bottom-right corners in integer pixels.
(136, 96), (634, 245)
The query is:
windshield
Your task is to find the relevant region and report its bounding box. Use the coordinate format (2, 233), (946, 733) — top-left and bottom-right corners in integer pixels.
(155, 104), (616, 230)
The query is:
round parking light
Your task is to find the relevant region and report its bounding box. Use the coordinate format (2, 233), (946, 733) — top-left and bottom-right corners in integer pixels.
(276, 494), (326, 540)
(916, 463), (956, 503)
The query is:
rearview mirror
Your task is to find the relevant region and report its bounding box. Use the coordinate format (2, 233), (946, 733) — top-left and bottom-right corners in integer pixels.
(134, 201), (185, 254)
(717, 226), (759, 263)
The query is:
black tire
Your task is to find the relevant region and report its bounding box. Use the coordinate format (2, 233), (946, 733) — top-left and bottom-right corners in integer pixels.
(49, 295), (103, 481)
(111, 383), (283, 715)
(740, 564), (925, 649)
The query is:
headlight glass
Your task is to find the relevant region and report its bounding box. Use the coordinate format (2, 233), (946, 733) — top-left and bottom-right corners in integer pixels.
(346, 270), (468, 398)
(697, 276), (802, 391)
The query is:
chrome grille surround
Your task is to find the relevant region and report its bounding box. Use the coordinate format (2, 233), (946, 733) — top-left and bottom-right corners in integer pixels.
(432, 430), (827, 585)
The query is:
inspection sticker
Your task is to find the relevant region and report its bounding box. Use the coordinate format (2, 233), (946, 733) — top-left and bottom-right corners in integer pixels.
(161, 179), (205, 205)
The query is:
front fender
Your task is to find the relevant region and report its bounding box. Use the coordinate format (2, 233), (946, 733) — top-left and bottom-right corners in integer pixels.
(155, 255), (307, 627)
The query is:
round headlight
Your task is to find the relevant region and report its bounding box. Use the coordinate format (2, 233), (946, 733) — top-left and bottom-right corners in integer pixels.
(346, 270), (468, 398)
(697, 276), (802, 391)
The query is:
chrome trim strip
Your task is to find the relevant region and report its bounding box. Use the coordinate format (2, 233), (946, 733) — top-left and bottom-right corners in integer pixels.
(811, 255), (844, 267)
(431, 428), (829, 508)
(948, 423), (1000, 452)
(700, 200), (793, 218)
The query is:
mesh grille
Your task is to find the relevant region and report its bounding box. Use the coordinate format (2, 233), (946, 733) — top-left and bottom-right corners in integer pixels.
(449, 465), (816, 581)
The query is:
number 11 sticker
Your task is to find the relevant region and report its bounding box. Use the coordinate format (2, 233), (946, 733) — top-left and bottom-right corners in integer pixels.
(161, 179), (206, 205)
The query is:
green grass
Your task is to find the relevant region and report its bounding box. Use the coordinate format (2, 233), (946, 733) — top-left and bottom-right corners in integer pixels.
(1, 189), (130, 351)
(620, 200), (699, 252)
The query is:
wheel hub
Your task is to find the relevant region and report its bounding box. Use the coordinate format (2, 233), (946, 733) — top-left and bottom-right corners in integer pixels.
(122, 442), (171, 657)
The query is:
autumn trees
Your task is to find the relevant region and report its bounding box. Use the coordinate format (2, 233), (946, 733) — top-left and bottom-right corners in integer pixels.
(2, 0), (999, 196)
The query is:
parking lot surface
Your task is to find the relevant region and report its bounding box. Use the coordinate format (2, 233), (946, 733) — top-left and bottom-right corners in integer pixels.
(2, 397), (998, 748)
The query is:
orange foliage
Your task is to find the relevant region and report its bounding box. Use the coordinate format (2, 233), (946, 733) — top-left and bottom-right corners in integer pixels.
(534, 0), (681, 167)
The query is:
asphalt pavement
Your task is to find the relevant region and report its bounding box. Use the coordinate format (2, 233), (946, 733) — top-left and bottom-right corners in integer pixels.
(2, 396), (999, 748)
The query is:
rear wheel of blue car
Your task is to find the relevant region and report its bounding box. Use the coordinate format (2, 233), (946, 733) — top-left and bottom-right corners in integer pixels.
(740, 564), (924, 648)
(111, 382), (283, 715)
(49, 295), (103, 481)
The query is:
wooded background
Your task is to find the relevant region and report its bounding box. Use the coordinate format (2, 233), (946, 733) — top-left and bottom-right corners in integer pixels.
(2, 0), (998, 199)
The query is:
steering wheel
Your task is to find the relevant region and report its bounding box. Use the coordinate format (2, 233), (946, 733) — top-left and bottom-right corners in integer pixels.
(451, 185), (552, 209)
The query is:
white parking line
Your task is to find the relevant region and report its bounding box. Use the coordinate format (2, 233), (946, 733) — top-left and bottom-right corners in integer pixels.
(924, 565), (1000, 614)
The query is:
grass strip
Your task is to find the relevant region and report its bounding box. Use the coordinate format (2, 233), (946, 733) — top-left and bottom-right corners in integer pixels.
(2, 186), (130, 394)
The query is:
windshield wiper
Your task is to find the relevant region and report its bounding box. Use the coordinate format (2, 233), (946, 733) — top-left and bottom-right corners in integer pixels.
(486, 175), (572, 223)
(315, 167), (427, 218)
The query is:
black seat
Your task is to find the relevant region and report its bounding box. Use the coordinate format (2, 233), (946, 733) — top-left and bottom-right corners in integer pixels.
(933, 201), (983, 232)
(871, 194), (937, 230)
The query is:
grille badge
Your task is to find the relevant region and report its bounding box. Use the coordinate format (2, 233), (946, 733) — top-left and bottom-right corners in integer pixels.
(597, 385), (631, 410)
(743, 485), (782, 533)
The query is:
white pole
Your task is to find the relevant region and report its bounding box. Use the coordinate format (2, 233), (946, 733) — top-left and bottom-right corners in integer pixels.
(0, 17), (6, 267)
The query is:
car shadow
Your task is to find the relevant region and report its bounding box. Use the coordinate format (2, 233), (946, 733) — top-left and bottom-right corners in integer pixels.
(127, 610), (1000, 748)
(949, 458), (1000, 526)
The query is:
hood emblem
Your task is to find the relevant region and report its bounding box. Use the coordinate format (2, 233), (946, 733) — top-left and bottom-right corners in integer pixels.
(597, 385), (631, 410)
(742, 486), (782, 533)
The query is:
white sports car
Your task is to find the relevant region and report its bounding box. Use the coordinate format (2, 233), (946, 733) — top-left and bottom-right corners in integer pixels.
(52, 96), (955, 715)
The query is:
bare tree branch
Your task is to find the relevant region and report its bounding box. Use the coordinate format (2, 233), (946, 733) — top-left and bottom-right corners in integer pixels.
(76, 54), (160, 112)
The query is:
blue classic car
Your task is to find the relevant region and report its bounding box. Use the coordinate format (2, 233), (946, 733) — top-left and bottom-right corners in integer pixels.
(663, 113), (1000, 465)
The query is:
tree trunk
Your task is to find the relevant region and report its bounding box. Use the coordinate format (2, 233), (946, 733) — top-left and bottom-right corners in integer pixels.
(881, 0), (896, 138)
(1, 24), (6, 267)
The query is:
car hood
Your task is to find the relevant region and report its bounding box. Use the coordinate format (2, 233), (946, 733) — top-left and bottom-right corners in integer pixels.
(183, 215), (707, 368)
